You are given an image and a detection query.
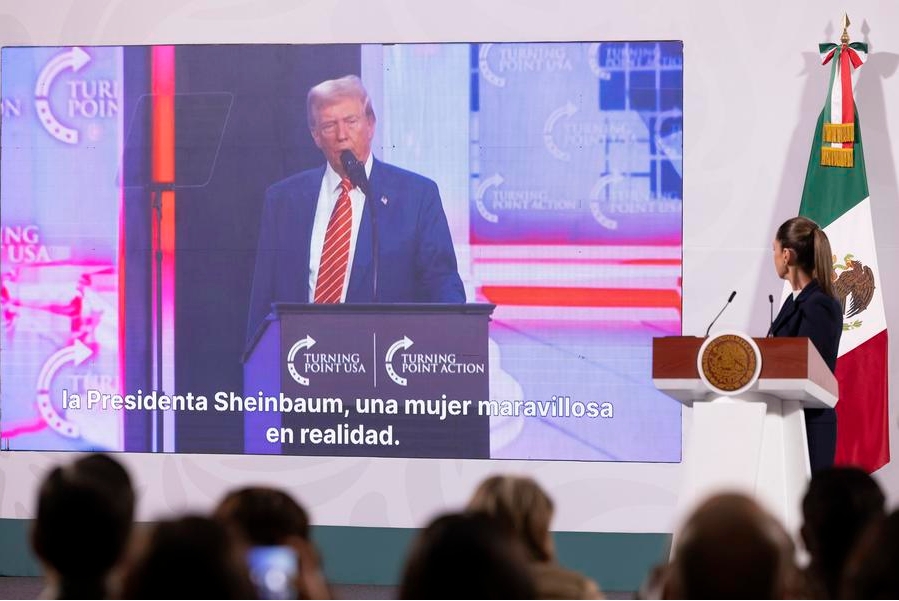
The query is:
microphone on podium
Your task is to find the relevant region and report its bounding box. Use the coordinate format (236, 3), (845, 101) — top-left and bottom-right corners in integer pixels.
(766, 294), (775, 337)
(704, 290), (737, 337)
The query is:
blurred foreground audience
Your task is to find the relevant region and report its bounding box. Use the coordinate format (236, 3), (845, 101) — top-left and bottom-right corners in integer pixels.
(664, 493), (798, 599)
(214, 486), (330, 600)
(120, 515), (257, 599)
(800, 466), (885, 598)
(842, 509), (899, 598)
(467, 475), (603, 599)
(29, 454), (899, 600)
(399, 511), (537, 599)
(32, 453), (134, 599)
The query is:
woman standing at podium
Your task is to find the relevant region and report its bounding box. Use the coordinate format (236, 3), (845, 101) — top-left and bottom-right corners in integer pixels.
(770, 216), (843, 473)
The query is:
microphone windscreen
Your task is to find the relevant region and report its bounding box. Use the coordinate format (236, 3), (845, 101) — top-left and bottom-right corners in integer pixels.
(339, 150), (369, 194)
(339, 150), (357, 170)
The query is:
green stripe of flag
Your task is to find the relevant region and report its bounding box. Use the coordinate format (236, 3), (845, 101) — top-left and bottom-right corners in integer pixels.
(799, 108), (869, 228)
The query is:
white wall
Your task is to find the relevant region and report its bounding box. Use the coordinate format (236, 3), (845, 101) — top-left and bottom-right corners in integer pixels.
(1, 0), (897, 534)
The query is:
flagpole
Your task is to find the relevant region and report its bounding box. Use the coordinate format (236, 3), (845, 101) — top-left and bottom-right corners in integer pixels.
(840, 13), (850, 45)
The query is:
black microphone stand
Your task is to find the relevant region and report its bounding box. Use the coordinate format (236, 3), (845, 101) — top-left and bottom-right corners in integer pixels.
(366, 185), (379, 303)
(340, 151), (378, 301)
(149, 183), (175, 402)
(121, 91), (233, 452)
(766, 294), (775, 337)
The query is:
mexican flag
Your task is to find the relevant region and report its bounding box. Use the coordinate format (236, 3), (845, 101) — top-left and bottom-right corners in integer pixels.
(799, 39), (890, 472)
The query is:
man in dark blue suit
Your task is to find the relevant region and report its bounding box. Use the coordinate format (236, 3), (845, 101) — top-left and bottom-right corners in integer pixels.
(248, 75), (465, 339)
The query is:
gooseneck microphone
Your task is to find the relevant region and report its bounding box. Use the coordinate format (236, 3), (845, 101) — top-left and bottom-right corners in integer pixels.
(339, 150), (378, 301)
(704, 290), (737, 337)
(766, 294), (775, 337)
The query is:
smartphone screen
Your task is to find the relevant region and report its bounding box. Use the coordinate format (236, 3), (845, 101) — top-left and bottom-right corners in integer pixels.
(247, 545), (299, 600)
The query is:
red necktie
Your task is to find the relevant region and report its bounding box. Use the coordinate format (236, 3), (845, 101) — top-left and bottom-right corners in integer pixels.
(314, 178), (353, 303)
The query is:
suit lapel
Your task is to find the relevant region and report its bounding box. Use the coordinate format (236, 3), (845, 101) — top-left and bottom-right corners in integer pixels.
(770, 280), (822, 335)
(296, 167), (324, 291)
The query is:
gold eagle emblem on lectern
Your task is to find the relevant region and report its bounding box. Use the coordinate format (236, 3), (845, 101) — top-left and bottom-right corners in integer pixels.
(700, 334), (758, 392)
(833, 254), (875, 330)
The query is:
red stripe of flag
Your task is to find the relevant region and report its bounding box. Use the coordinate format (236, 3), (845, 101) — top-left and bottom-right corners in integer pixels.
(840, 46), (854, 148)
(835, 329), (890, 472)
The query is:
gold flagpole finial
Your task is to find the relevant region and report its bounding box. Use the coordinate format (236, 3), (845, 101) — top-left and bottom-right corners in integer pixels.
(840, 13), (851, 44)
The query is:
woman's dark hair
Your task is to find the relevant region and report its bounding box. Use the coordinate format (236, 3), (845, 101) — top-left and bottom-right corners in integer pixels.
(666, 493), (796, 599)
(842, 510), (899, 598)
(776, 216), (836, 298)
(399, 511), (535, 599)
(802, 467), (885, 598)
(214, 486), (310, 545)
(121, 515), (257, 599)
(32, 454), (135, 586)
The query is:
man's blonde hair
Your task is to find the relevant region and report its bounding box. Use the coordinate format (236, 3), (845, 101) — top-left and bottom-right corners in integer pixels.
(306, 74), (375, 130)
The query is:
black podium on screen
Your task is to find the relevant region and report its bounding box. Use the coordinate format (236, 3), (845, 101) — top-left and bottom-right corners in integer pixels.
(242, 303), (494, 458)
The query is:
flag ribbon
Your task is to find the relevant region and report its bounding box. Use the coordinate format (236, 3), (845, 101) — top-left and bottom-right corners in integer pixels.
(817, 42), (868, 166)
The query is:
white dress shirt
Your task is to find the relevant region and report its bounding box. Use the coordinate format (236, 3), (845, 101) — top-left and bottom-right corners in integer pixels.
(308, 154), (372, 302)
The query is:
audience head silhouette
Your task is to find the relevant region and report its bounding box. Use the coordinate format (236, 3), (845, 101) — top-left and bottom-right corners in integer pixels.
(466, 475), (604, 599)
(214, 486), (310, 544)
(801, 466), (885, 597)
(842, 508), (899, 599)
(31, 453), (135, 599)
(399, 511), (536, 599)
(214, 486), (333, 600)
(121, 515), (257, 599)
(666, 492), (796, 599)
(467, 474), (555, 562)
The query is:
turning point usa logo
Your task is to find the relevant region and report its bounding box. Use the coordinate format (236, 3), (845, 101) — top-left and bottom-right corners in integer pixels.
(286, 335), (367, 387)
(34, 47), (121, 145)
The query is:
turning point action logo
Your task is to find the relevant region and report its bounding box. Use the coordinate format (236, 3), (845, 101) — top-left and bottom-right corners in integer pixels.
(385, 335), (485, 387)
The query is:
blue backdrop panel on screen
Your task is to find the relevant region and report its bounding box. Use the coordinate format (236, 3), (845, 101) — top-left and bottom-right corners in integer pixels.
(1, 46), (123, 452)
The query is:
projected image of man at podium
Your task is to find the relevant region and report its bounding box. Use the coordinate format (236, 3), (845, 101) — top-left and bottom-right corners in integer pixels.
(247, 75), (465, 339)
(770, 216), (843, 472)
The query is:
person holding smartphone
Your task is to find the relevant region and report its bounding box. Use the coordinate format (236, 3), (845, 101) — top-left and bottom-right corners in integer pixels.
(214, 487), (331, 600)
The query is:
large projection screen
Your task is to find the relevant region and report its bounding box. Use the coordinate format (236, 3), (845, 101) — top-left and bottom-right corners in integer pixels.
(2, 37), (689, 532)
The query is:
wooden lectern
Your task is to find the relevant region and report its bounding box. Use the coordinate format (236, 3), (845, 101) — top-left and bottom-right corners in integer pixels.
(652, 334), (838, 537)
